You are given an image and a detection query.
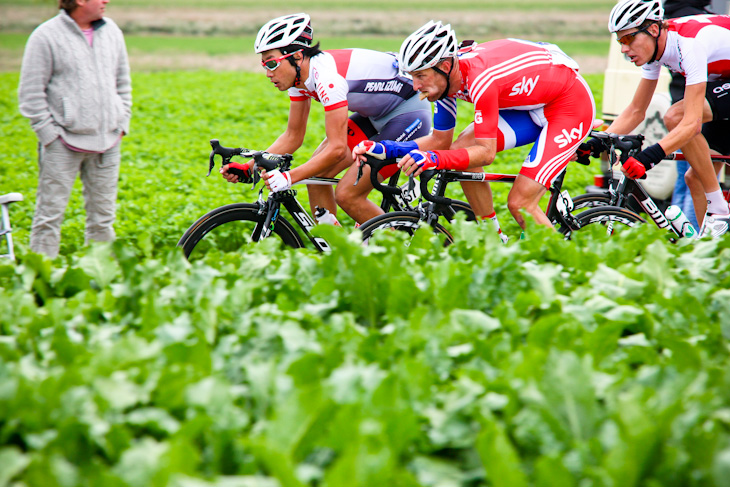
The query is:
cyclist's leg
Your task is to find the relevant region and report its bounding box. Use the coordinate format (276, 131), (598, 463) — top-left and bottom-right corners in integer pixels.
(685, 119), (730, 221)
(337, 107), (432, 223)
(677, 84), (730, 224)
(334, 114), (380, 223)
(305, 137), (354, 218)
(511, 74), (595, 229)
(456, 111), (542, 218)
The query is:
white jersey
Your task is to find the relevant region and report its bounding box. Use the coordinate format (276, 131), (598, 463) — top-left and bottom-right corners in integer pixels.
(642, 15), (730, 85)
(288, 49), (418, 119)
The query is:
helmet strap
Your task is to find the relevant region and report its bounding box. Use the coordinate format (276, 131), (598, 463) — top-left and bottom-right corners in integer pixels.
(433, 58), (455, 100)
(649, 23), (662, 63)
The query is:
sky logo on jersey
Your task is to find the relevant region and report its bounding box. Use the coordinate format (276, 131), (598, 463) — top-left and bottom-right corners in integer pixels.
(364, 80), (404, 93)
(510, 75), (540, 97)
(553, 122), (584, 148)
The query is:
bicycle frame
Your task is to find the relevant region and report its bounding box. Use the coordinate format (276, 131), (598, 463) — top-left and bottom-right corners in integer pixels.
(252, 170), (407, 252)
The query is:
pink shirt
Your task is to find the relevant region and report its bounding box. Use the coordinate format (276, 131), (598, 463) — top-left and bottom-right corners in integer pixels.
(82, 27), (94, 46)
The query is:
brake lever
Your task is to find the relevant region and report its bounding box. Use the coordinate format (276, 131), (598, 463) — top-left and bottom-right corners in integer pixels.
(355, 160), (364, 186)
(408, 172), (416, 194)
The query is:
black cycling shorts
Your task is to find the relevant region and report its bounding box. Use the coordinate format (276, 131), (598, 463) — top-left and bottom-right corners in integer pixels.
(702, 119), (730, 156)
(702, 80), (730, 155)
(705, 80), (730, 120)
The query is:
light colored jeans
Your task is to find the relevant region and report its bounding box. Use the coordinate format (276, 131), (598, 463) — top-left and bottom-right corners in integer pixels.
(30, 137), (121, 258)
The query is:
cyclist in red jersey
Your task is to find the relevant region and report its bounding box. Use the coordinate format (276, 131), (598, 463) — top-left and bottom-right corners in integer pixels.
(587, 0), (730, 237)
(219, 13), (431, 224)
(353, 21), (596, 231)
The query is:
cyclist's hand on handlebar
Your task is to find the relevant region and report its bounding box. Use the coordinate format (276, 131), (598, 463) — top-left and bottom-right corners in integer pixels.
(220, 162), (253, 184)
(352, 139), (419, 165)
(398, 149), (440, 177)
(263, 169), (292, 192)
(575, 137), (604, 165)
(352, 140), (387, 165)
(621, 156), (647, 179)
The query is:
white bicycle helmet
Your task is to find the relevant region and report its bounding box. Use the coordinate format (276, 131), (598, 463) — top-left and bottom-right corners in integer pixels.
(255, 13), (313, 53)
(398, 20), (458, 72)
(608, 0), (664, 33)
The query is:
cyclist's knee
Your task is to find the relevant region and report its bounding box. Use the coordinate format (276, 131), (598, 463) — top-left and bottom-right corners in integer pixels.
(684, 167), (699, 187)
(335, 184), (360, 208)
(664, 105), (683, 131)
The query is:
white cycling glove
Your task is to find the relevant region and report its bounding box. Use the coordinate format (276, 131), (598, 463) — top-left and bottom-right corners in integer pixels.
(267, 169), (292, 192)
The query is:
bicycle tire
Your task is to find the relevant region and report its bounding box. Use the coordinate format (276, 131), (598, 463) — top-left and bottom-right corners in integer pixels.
(561, 205), (646, 238)
(572, 193), (612, 211)
(359, 211), (455, 246)
(178, 203), (304, 259)
(438, 200), (477, 222)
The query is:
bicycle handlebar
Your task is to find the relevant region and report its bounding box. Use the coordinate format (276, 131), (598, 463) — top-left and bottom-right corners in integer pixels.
(588, 131), (644, 163)
(207, 139), (293, 177)
(418, 170), (453, 206)
(356, 155), (402, 195)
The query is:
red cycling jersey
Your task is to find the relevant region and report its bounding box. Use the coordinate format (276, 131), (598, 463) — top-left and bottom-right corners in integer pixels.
(445, 39), (596, 187)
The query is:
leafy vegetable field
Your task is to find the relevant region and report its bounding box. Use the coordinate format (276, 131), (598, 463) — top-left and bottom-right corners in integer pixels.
(3, 70), (730, 486)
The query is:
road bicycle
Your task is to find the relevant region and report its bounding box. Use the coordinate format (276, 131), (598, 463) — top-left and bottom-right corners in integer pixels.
(569, 131), (730, 238)
(177, 140), (475, 258)
(356, 150), (612, 242)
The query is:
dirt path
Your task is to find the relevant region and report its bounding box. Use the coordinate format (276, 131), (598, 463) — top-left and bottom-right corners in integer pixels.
(1, 5), (608, 73)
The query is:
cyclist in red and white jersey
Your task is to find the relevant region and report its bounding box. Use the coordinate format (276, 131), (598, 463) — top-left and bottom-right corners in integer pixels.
(220, 13), (431, 224)
(353, 21), (596, 230)
(588, 0), (730, 237)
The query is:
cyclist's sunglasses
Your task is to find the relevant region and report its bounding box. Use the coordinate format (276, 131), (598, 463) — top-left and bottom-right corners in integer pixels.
(617, 24), (654, 46)
(261, 50), (302, 71)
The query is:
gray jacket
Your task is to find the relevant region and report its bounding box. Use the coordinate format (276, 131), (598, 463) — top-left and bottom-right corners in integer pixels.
(18, 10), (132, 152)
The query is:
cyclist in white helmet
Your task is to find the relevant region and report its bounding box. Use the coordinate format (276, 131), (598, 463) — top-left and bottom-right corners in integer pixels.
(220, 13), (431, 225)
(353, 21), (596, 231)
(585, 0), (730, 237)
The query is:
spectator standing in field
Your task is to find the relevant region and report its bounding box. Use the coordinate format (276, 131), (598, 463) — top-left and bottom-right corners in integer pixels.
(18, 0), (131, 258)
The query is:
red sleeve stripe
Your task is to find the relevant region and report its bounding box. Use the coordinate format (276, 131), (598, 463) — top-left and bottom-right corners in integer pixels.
(324, 100), (348, 111)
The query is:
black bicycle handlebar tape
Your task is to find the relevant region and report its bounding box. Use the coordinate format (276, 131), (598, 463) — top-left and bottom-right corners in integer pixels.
(614, 137), (644, 163)
(209, 139), (244, 162)
(252, 152), (294, 172)
(364, 155), (401, 195)
(419, 169), (453, 205)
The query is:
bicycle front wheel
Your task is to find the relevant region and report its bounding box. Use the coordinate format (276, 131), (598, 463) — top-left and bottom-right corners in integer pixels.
(562, 205), (645, 238)
(178, 203), (304, 259)
(438, 199), (477, 222)
(359, 211), (454, 246)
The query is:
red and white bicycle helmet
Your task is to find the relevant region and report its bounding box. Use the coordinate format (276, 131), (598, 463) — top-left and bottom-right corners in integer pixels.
(608, 0), (664, 33)
(398, 20), (458, 72)
(255, 13), (313, 53)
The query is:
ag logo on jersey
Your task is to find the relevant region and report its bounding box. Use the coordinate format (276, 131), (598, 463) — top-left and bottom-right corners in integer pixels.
(474, 110), (483, 124)
(554, 122), (584, 148)
(510, 75), (540, 96)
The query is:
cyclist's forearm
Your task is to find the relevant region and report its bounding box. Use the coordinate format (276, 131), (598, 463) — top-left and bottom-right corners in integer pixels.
(266, 130), (304, 156)
(289, 145), (348, 183)
(415, 130), (452, 151)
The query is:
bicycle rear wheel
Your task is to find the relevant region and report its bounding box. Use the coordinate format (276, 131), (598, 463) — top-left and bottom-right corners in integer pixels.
(178, 203), (304, 259)
(562, 205), (645, 238)
(572, 193), (612, 211)
(359, 211), (454, 246)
